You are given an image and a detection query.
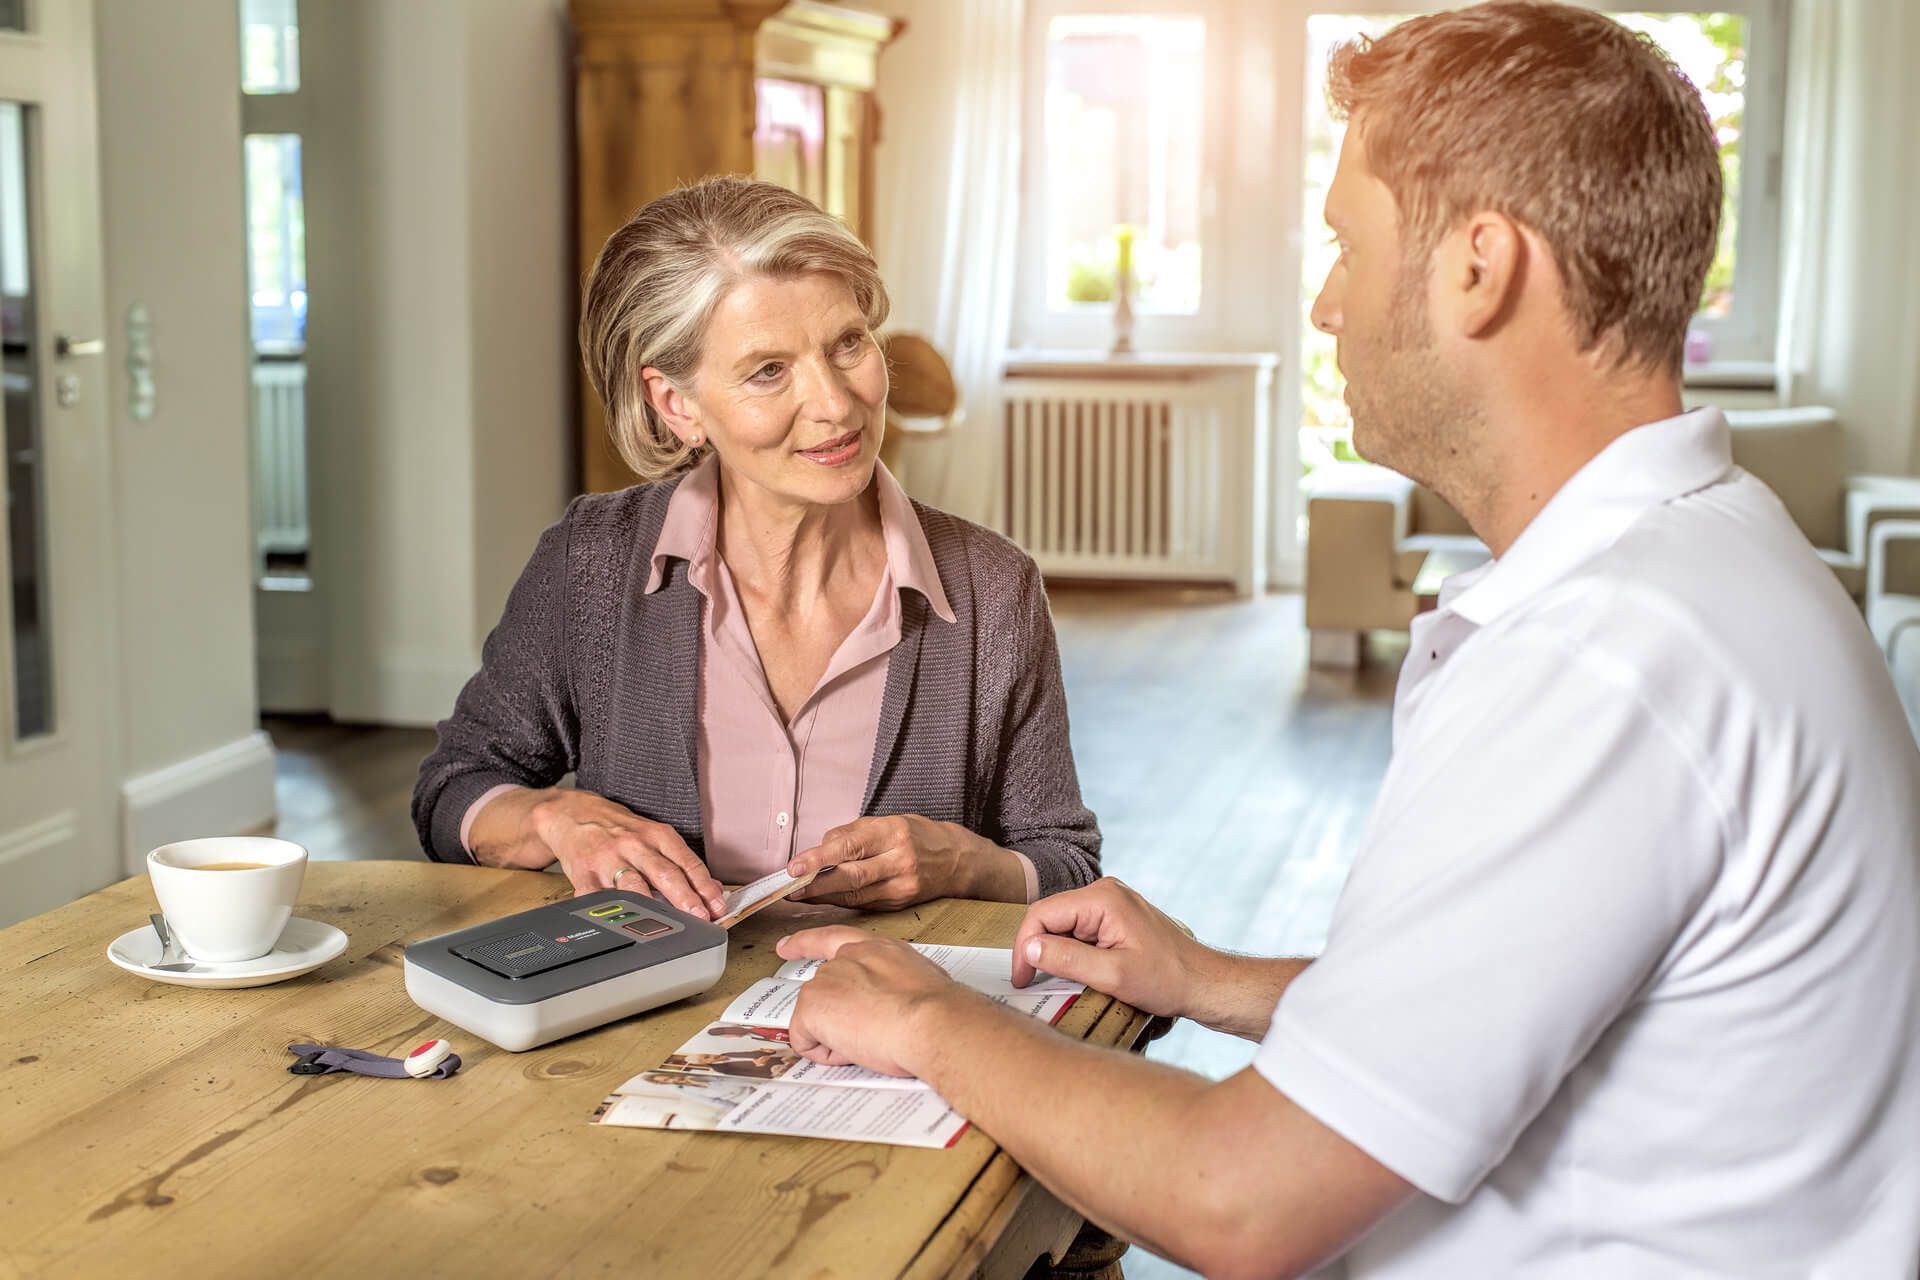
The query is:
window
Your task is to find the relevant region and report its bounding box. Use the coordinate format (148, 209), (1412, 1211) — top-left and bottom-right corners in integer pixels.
(1042, 14), (1206, 314)
(239, 9), (313, 577)
(1299, 14), (1410, 471)
(240, 0), (300, 95)
(1020, 6), (1214, 343)
(243, 133), (306, 351)
(1299, 6), (1785, 474)
(1610, 11), (1762, 353)
(754, 79), (828, 213)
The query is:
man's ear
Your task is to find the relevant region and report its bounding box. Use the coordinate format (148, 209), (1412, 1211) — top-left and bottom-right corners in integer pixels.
(641, 367), (701, 445)
(1440, 210), (1525, 340)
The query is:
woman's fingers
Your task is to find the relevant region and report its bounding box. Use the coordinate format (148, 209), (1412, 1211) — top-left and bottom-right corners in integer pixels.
(789, 818), (895, 879)
(799, 849), (917, 909)
(570, 857), (648, 896)
(644, 825), (728, 915)
(622, 846), (716, 919)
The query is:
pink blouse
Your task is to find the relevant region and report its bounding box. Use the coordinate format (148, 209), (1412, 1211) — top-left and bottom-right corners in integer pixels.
(463, 458), (1040, 900)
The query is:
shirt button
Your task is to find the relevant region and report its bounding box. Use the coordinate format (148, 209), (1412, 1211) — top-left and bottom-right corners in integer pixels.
(776, 812), (790, 828)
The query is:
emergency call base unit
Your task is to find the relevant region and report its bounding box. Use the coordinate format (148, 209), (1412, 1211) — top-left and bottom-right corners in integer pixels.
(402, 890), (728, 1051)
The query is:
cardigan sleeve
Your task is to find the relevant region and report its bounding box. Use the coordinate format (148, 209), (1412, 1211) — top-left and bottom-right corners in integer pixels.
(985, 557), (1103, 896)
(411, 505), (582, 863)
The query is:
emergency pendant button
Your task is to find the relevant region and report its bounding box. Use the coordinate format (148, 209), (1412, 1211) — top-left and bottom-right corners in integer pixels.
(404, 1039), (455, 1078)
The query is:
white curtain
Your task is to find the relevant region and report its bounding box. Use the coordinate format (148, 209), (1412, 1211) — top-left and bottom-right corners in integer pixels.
(872, 0), (1025, 528)
(1776, 0), (1920, 476)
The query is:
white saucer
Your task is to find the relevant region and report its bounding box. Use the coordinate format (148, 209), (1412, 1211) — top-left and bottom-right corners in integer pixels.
(106, 916), (349, 989)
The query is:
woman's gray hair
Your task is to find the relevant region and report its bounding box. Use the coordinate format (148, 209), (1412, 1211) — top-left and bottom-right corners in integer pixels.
(579, 176), (892, 483)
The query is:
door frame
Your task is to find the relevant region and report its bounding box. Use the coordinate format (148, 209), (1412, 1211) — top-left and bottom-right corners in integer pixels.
(0, 0), (125, 924)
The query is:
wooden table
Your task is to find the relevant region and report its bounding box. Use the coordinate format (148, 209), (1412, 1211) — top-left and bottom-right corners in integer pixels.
(0, 862), (1149, 1278)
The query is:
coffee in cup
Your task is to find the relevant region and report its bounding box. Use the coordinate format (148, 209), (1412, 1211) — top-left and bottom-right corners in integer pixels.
(147, 837), (308, 962)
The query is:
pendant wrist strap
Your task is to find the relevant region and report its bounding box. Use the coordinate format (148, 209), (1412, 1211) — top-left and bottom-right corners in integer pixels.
(286, 1042), (460, 1079)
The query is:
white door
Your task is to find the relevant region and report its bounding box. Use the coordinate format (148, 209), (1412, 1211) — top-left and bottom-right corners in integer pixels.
(0, 0), (121, 926)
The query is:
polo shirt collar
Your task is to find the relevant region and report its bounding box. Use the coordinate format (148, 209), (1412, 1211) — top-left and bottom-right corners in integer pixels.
(1440, 407), (1734, 629)
(645, 455), (955, 624)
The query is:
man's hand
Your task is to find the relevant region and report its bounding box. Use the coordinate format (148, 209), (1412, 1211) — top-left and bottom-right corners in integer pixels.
(1011, 878), (1209, 1019)
(787, 815), (1024, 909)
(775, 926), (974, 1077)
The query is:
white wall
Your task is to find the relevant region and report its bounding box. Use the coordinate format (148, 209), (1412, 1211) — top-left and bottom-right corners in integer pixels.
(464, 0), (575, 640)
(83, 0), (570, 887)
(299, 0), (570, 727)
(309, 0), (480, 725)
(94, 0), (276, 866)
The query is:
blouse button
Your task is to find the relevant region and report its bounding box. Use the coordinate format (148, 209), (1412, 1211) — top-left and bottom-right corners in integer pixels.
(776, 811), (790, 828)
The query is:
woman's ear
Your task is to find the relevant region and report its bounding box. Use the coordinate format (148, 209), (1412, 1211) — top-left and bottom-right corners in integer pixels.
(641, 367), (703, 447)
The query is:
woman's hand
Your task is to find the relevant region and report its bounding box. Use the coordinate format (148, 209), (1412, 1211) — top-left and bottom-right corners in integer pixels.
(786, 815), (1026, 909)
(474, 787), (726, 919)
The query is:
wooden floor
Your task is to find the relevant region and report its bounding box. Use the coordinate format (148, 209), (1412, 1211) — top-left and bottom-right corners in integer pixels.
(266, 715), (438, 864)
(263, 584), (1401, 1279)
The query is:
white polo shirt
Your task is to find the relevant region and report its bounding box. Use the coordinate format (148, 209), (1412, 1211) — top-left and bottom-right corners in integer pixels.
(1255, 408), (1920, 1277)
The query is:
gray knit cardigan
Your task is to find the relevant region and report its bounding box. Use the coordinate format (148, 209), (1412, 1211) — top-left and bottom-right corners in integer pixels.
(411, 476), (1102, 897)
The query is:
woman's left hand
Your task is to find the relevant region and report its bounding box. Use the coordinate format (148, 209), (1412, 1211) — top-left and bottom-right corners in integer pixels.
(787, 815), (1023, 909)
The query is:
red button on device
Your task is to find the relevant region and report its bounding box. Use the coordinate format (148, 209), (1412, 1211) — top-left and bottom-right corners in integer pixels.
(623, 920), (671, 938)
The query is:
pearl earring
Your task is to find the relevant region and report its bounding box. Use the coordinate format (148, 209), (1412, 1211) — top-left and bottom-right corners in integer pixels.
(689, 433), (703, 447)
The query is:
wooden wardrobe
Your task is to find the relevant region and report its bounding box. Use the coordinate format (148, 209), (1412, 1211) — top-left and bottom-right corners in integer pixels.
(569, 0), (901, 494)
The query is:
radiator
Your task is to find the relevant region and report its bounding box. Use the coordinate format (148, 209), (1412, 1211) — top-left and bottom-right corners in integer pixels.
(1001, 370), (1271, 594)
(250, 358), (308, 558)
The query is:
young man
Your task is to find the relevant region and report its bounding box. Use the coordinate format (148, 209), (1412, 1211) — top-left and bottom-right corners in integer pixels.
(776, 3), (1920, 1275)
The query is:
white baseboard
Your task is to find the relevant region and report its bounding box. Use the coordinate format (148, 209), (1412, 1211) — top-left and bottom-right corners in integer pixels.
(121, 730), (279, 874)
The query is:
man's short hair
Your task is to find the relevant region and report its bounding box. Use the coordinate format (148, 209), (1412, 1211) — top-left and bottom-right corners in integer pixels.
(1328, 0), (1722, 374)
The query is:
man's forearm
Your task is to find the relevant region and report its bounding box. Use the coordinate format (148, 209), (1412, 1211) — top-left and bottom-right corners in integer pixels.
(1183, 949), (1312, 1040)
(907, 991), (1228, 1271)
(775, 909), (1404, 1276)
(902, 988), (1405, 1279)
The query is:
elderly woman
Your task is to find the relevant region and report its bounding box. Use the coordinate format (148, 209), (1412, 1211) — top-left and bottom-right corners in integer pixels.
(411, 176), (1099, 920)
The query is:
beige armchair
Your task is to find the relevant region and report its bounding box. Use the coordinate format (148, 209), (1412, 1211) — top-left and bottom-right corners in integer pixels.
(1304, 405), (1920, 667)
(1303, 463), (1485, 667)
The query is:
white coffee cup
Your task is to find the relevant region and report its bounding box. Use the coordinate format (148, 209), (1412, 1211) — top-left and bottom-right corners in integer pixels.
(147, 837), (308, 963)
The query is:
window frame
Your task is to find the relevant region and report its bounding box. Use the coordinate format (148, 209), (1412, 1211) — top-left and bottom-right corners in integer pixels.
(1596, 0), (1788, 371)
